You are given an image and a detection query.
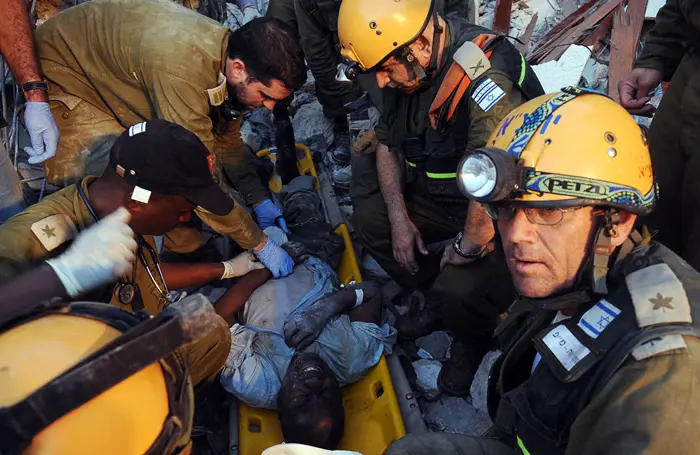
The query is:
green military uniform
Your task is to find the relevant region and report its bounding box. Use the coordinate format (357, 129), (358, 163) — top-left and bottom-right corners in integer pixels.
(353, 18), (544, 340)
(36, 0), (267, 251)
(634, 0), (700, 270)
(386, 240), (700, 455)
(266, 0), (470, 118)
(0, 178), (231, 387)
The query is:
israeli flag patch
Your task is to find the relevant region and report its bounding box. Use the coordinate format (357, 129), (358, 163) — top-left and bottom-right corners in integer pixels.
(472, 77), (506, 112)
(128, 122), (147, 136)
(577, 299), (621, 339)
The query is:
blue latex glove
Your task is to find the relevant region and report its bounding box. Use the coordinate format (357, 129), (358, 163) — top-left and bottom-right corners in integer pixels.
(254, 237), (294, 278)
(254, 199), (289, 234)
(23, 102), (60, 164)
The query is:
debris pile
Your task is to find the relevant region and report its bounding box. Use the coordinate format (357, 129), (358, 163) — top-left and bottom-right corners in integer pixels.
(480, 0), (665, 122)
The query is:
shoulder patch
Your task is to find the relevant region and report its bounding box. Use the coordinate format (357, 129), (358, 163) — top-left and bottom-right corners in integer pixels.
(471, 77), (506, 112)
(30, 214), (77, 251)
(632, 334), (687, 360)
(626, 263), (691, 327)
(453, 41), (491, 79)
(577, 299), (621, 339)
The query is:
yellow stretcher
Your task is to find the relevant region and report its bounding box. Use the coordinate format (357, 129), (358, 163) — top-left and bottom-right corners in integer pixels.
(236, 146), (406, 454)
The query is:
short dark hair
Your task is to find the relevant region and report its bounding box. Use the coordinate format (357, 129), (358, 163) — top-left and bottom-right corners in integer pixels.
(227, 17), (307, 91)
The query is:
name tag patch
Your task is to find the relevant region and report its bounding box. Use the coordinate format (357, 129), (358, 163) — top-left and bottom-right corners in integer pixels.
(578, 299), (621, 339)
(543, 325), (591, 371)
(472, 77), (506, 112)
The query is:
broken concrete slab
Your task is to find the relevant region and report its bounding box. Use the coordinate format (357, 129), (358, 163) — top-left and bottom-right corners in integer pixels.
(412, 359), (442, 400)
(421, 396), (491, 435)
(532, 44), (591, 93)
(416, 331), (452, 361)
(292, 101), (334, 146)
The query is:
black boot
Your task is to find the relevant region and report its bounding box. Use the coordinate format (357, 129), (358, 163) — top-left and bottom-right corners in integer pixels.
(438, 334), (492, 397)
(329, 116), (351, 166)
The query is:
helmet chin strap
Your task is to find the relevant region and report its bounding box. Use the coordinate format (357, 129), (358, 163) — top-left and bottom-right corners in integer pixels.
(591, 210), (621, 295)
(399, 12), (444, 85)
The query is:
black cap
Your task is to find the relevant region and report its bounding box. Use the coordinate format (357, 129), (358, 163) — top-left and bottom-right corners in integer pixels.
(109, 120), (233, 216)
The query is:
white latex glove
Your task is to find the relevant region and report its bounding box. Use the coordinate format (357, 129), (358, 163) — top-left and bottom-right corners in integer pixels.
(221, 251), (266, 279)
(46, 208), (137, 297)
(263, 443), (363, 455)
(23, 102), (60, 164)
(242, 6), (261, 23)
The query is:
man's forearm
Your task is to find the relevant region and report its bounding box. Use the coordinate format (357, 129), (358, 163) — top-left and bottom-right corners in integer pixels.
(377, 143), (408, 223)
(460, 201), (495, 250)
(215, 268), (271, 325)
(161, 262), (225, 290)
(0, 0), (47, 102)
(0, 263), (66, 318)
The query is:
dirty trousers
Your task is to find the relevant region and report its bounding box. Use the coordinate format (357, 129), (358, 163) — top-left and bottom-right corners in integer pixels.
(645, 51), (700, 270)
(353, 183), (514, 339)
(385, 433), (515, 455)
(174, 311), (232, 387)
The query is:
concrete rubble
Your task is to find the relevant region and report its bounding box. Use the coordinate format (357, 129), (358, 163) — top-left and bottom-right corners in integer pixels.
(416, 331), (452, 361)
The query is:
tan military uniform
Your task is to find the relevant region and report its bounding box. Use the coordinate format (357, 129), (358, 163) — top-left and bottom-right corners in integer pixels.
(0, 178), (231, 386)
(36, 0), (267, 250)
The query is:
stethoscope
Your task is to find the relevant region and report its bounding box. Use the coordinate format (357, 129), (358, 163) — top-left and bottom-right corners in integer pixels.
(76, 181), (179, 308)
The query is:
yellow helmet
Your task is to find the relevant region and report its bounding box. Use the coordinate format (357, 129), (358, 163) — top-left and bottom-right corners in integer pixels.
(457, 87), (658, 215)
(338, 0), (434, 71)
(0, 302), (193, 455)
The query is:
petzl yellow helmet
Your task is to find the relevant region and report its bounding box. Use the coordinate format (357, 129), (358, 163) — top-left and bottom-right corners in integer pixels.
(0, 301), (193, 455)
(338, 0), (434, 71)
(457, 87), (657, 215)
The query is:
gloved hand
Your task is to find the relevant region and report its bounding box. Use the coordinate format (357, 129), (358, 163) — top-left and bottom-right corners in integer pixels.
(241, 5), (261, 23)
(283, 301), (334, 350)
(221, 251), (266, 279)
(254, 199), (289, 234)
(23, 102), (60, 164)
(46, 208), (137, 297)
(253, 236), (294, 278)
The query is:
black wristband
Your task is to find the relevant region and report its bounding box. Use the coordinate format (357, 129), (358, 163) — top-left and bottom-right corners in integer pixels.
(21, 81), (49, 93)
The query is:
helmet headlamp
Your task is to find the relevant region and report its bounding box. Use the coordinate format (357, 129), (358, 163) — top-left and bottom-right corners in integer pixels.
(457, 147), (527, 203)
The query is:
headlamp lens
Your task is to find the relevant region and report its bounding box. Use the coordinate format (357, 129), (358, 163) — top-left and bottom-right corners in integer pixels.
(458, 154), (497, 198)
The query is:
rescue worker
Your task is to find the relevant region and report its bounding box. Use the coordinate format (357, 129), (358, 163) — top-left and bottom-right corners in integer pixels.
(35, 0), (307, 277)
(0, 293), (224, 455)
(265, 0), (472, 173)
(0, 208), (136, 311)
(384, 89), (700, 455)
(0, 120), (277, 387)
(337, 0), (544, 395)
(618, 0), (700, 271)
(0, 0), (60, 222)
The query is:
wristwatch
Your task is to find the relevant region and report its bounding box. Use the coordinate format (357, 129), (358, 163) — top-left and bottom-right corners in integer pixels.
(453, 231), (488, 259)
(21, 81), (49, 93)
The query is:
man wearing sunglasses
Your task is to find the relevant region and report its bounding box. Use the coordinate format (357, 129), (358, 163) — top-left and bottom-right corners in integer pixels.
(384, 89), (700, 454)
